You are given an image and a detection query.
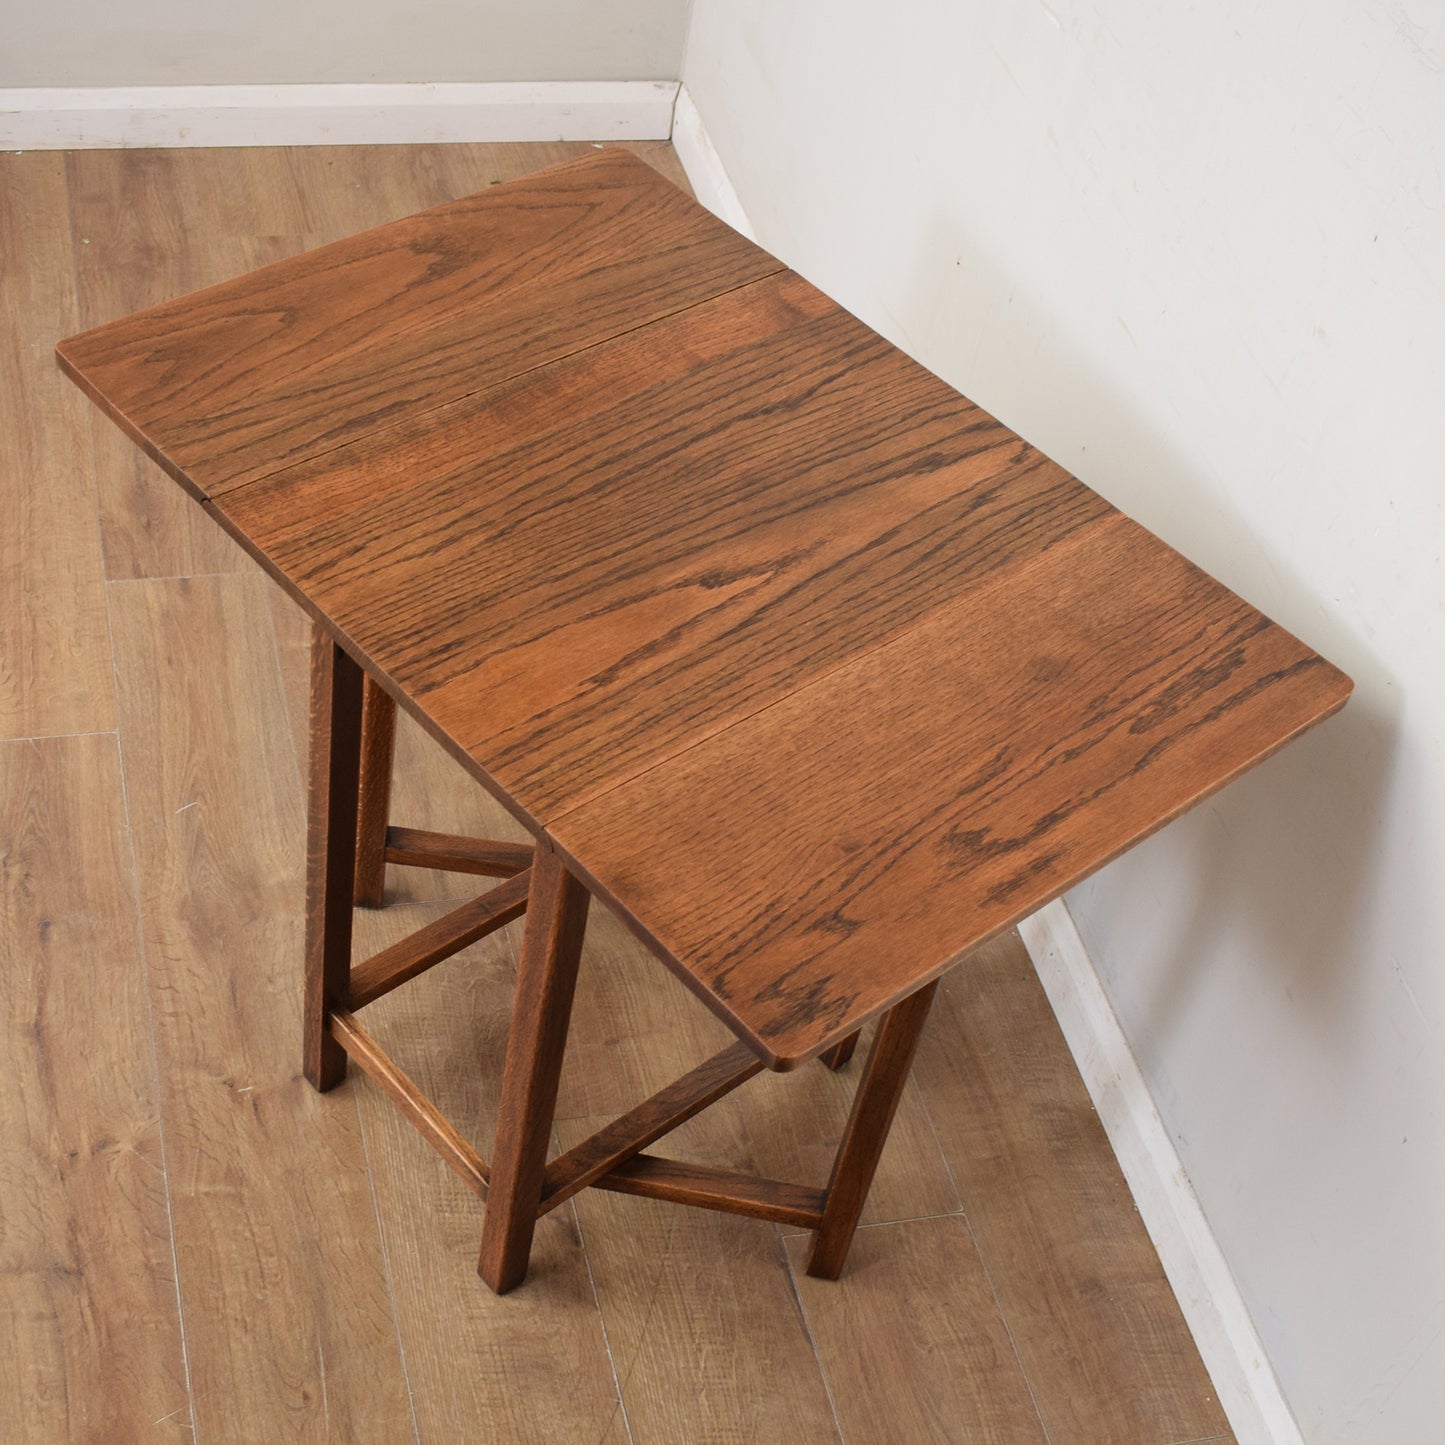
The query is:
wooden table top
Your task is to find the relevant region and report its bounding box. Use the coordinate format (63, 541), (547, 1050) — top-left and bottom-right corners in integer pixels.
(57, 150), (1351, 1067)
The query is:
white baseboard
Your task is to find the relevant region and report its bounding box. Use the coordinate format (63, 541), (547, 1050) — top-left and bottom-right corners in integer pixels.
(669, 84), (756, 240)
(1019, 900), (1304, 1445)
(0, 80), (678, 150)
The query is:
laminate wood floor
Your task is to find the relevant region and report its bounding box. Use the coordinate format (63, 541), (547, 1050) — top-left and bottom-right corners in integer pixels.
(0, 141), (1235, 1444)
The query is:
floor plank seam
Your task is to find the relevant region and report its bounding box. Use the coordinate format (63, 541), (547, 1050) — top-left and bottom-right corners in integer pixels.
(778, 1233), (850, 1445)
(105, 722), (200, 1440)
(105, 569), (259, 586)
(777, 1205), (969, 1239)
(350, 1075), (424, 1445)
(603, 1203), (686, 1408)
(79, 266), (203, 1434)
(254, 574), (308, 798)
(566, 1190), (639, 1445)
(0, 727), (120, 745)
(914, 1079), (1057, 1445)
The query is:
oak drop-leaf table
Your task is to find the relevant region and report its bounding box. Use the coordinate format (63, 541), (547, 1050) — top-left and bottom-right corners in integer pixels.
(57, 150), (1351, 1293)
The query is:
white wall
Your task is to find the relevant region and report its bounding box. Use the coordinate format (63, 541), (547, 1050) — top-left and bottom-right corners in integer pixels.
(1, 0), (689, 87)
(683, 3), (1445, 1441)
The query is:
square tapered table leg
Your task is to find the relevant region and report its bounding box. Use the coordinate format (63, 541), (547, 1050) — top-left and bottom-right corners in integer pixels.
(807, 980), (940, 1279)
(304, 627), (365, 1093)
(478, 844), (592, 1293)
(353, 677), (397, 909)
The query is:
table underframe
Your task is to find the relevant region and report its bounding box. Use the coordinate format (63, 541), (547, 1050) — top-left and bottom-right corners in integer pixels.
(304, 626), (939, 1293)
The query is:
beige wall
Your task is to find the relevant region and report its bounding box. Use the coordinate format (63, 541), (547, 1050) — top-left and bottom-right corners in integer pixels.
(683, 3), (1445, 1442)
(1, 0), (689, 86)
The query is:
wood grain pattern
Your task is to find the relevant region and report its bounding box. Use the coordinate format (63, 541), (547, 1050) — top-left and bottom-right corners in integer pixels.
(261, 564), (315, 775)
(57, 150), (780, 500)
(0, 154), (116, 738)
(913, 930), (1233, 1444)
(550, 896), (736, 1121)
(589, 1155), (825, 1229)
(550, 512), (1351, 1064)
(214, 267), (1108, 823)
(107, 573), (415, 1440)
(786, 1216), (1050, 1445)
(276, 142), (503, 241)
(0, 735), (190, 1441)
(740, 1056), (962, 1235)
(60, 145), (1351, 1081)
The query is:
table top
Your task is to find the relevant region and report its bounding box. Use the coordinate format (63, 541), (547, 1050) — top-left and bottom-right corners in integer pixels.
(57, 150), (1351, 1067)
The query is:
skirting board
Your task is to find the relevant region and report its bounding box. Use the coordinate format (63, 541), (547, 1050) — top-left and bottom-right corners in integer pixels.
(1019, 900), (1305, 1445)
(669, 86), (756, 241)
(0, 80), (678, 149)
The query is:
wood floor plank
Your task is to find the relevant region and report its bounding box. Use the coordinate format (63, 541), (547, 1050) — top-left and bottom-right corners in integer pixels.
(0, 734), (191, 1441)
(265, 570), (317, 770)
(557, 1112), (843, 1445)
(278, 145), (473, 241)
(278, 140), (671, 243)
(107, 572), (415, 1442)
(786, 1215), (1048, 1445)
(0, 153), (116, 738)
(913, 930), (1231, 1445)
(65, 148), (311, 579)
(347, 901), (626, 1443)
(86, 412), (254, 581)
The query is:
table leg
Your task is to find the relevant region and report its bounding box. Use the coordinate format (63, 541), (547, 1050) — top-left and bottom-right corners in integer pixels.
(304, 628), (364, 1092)
(353, 678), (397, 907)
(478, 844), (591, 1293)
(819, 1029), (862, 1071)
(806, 980), (939, 1278)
